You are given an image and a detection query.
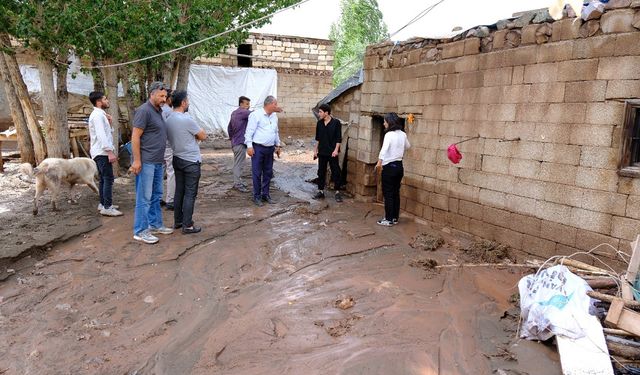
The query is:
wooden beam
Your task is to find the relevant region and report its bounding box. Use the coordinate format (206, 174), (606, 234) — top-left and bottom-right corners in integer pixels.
(622, 235), (640, 301)
(605, 298), (640, 337)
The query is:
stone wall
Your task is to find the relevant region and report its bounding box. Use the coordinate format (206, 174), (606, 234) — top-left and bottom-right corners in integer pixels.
(195, 33), (334, 137)
(348, 5), (640, 261)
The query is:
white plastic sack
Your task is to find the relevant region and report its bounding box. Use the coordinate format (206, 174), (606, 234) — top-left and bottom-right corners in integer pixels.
(187, 65), (277, 135)
(518, 265), (595, 341)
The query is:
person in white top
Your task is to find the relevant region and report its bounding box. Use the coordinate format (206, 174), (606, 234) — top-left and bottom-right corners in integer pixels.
(161, 90), (175, 210)
(375, 112), (410, 226)
(88, 91), (123, 217)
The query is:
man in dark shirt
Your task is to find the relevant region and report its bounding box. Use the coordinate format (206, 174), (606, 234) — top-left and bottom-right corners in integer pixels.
(313, 103), (343, 202)
(228, 96), (251, 192)
(130, 81), (174, 244)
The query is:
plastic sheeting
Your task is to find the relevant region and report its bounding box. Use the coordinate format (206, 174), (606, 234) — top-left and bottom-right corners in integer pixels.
(19, 55), (124, 96)
(188, 65), (277, 135)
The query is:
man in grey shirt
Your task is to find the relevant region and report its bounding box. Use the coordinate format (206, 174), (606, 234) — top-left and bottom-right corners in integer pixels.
(166, 91), (207, 234)
(130, 81), (174, 244)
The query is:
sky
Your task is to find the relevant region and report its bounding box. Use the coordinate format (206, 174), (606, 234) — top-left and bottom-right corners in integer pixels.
(254, 0), (554, 41)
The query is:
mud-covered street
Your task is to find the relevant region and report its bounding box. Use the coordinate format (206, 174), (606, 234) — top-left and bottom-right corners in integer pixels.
(0, 141), (561, 374)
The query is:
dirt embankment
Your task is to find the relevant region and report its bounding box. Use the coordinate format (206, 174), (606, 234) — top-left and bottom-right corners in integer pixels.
(0, 143), (560, 374)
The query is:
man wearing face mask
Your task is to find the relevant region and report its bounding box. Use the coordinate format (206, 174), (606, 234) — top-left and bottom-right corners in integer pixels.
(166, 90), (207, 234)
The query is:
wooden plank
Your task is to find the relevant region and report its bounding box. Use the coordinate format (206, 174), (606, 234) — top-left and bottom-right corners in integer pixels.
(623, 235), (640, 301)
(589, 291), (640, 310)
(605, 298), (640, 337)
(556, 314), (614, 375)
(71, 138), (80, 159)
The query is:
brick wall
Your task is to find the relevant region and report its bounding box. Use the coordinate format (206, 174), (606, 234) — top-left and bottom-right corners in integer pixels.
(195, 33), (335, 137)
(347, 7), (640, 261)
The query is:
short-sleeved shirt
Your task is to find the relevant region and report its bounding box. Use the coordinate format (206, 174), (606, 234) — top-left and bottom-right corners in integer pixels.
(166, 112), (202, 163)
(133, 101), (167, 163)
(315, 117), (342, 156)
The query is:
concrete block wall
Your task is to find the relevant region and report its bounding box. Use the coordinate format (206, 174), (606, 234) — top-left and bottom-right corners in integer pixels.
(348, 8), (640, 261)
(278, 72), (333, 137)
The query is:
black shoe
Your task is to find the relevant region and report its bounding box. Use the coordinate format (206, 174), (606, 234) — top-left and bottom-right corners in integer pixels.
(160, 200), (167, 207)
(182, 226), (202, 234)
(335, 192), (343, 202)
(253, 198), (264, 207)
(174, 223), (183, 229)
(312, 191), (325, 200)
(262, 196), (275, 204)
(166, 203), (174, 211)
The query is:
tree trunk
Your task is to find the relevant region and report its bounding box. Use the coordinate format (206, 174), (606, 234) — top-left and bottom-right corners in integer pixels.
(91, 61), (105, 92)
(170, 59), (179, 89)
(1, 33), (46, 163)
(119, 66), (136, 138)
(136, 66), (147, 103)
(102, 61), (120, 157)
(0, 51), (35, 164)
(38, 57), (69, 158)
(55, 52), (70, 155)
(161, 60), (172, 87)
(175, 53), (191, 91)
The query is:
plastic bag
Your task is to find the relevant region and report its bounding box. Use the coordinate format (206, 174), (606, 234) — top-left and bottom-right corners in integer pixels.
(518, 265), (595, 341)
(447, 144), (463, 164)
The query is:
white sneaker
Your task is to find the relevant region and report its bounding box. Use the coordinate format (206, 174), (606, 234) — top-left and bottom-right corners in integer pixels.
(150, 226), (174, 235)
(100, 206), (123, 217)
(133, 230), (159, 244)
(377, 219), (393, 227)
(98, 203), (119, 211)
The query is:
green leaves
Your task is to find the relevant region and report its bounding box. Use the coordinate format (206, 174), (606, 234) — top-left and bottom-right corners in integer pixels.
(330, 0), (388, 86)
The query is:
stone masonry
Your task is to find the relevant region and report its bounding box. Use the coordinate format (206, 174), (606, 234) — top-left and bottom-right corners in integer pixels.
(195, 33), (334, 137)
(346, 5), (640, 262)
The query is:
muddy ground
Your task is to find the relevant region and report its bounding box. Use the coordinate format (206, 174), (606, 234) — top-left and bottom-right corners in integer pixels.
(0, 139), (561, 374)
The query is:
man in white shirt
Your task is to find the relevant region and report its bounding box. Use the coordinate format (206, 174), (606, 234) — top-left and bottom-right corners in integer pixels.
(88, 91), (123, 217)
(161, 90), (175, 210)
(244, 95), (282, 206)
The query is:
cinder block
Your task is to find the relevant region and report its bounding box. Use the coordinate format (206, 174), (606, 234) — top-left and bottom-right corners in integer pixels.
(493, 30), (509, 49)
(464, 38), (481, 55)
(482, 155), (510, 175)
(523, 63), (558, 83)
(507, 46), (539, 66)
(570, 207), (613, 234)
(598, 56), (640, 79)
(459, 200), (483, 220)
(538, 41), (574, 63)
(619, 177), (640, 195)
(478, 50), (507, 70)
(573, 35), (617, 59)
(575, 229), (621, 253)
(535, 124), (572, 144)
(613, 33), (640, 56)
(506, 194), (538, 217)
(551, 18), (582, 41)
(511, 141), (544, 160)
(522, 234), (558, 258)
(585, 102), (625, 125)
(544, 181), (584, 206)
(487, 104), (517, 122)
(627, 195), (640, 219)
(580, 146), (619, 169)
(454, 56), (479, 72)
(581, 190), (628, 216)
(441, 40), (466, 59)
(509, 158), (541, 179)
(483, 67), (513, 86)
(564, 81), (607, 102)
(483, 206), (512, 228)
(540, 220), (578, 246)
(570, 125), (613, 147)
(513, 177), (546, 199)
(605, 80), (640, 99)
(521, 24), (539, 45)
(436, 165), (459, 182)
(557, 59), (599, 82)
(512, 66), (525, 84)
(449, 182), (480, 201)
(509, 212), (543, 236)
(429, 193), (449, 211)
(575, 167), (620, 192)
(539, 162), (578, 185)
(468, 218), (496, 239)
(449, 198), (460, 213)
(479, 188), (507, 209)
(611, 216), (640, 240)
(529, 82), (566, 103)
(601, 9), (636, 33)
(494, 226), (524, 250)
(459, 71), (484, 88)
(542, 143), (581, 165)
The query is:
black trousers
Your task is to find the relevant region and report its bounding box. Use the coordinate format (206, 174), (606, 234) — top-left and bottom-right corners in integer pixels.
(317, 155), (341, 190)
(173, 156), (201, 228)
(381, 161), (404, 221)
(94, 155), (114, 208)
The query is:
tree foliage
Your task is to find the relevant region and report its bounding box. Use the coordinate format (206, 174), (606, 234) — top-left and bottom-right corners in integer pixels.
(329, 0), (388, 86)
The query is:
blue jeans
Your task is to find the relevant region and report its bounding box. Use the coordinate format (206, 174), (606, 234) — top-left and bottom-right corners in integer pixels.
(251, 143), (274, 200)
(133, 163), (164, 235)
(94, 155), (114, 208)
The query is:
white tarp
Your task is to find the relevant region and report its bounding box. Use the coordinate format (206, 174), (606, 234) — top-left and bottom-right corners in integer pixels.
(188, 65), (277, 135)
(20, 55), (124, 96)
